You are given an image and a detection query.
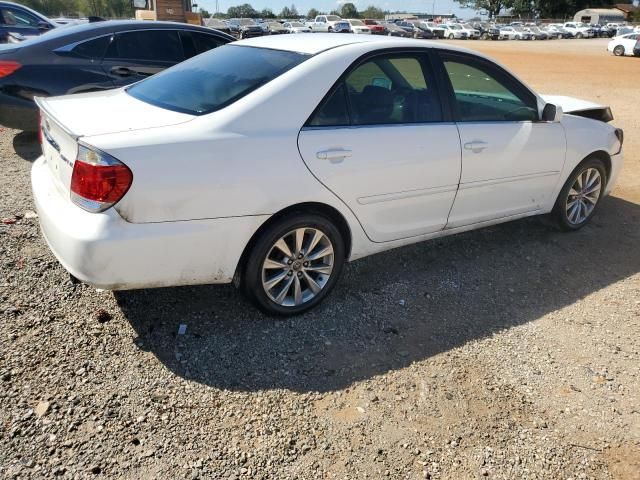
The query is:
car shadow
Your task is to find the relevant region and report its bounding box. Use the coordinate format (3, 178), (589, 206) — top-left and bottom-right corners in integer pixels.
(12, 131), (40, 162)
(116, 195), (640, 393)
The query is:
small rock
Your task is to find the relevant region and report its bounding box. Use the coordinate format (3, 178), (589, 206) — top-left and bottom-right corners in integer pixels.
(24, 210), (38, 219)
(34, 401), (50, 418)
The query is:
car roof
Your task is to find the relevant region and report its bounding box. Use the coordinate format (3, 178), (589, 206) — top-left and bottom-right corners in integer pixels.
(236, 33), (478, 56)
(9, 20), (232, 49)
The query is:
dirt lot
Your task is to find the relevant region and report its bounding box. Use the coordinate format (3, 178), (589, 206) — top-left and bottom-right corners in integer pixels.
(1, 39), (639, 479)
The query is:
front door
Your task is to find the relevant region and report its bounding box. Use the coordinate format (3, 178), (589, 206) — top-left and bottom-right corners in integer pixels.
(298, 51), (461, 242)
(437, 51), (566, 228)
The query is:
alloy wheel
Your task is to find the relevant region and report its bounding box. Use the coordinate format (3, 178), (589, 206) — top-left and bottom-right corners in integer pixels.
(261, 228), (334, 307)
(566, 167), (602, 225)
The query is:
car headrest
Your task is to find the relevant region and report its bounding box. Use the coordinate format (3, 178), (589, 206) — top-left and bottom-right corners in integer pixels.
(357, 85), (394, 123)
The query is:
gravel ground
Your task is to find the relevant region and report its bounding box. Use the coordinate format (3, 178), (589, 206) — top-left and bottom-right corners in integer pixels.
(1, 39), (639, 479)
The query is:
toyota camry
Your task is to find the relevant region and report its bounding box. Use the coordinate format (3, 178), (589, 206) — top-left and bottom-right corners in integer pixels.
(32, 34), (624, 315)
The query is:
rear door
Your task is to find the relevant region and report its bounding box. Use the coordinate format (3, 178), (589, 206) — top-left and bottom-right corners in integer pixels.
(101, 29), (185, 86)
(298, 50), (461, 242)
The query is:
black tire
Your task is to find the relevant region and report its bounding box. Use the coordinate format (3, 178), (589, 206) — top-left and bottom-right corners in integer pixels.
(242, 213), (345, 316)
(481, 33), (489, 40)
(576, 32), (583, 39)
(448, 33), (454, 39)
(551, 157), (607, 231)
(613, 45), (625, 56)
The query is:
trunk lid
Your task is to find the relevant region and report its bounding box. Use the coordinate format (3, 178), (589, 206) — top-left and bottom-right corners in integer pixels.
(35, 88), (194, 137)
(35, 89), (194, 194)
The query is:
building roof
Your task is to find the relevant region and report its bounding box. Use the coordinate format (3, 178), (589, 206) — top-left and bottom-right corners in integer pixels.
(576, 8), (625, 15)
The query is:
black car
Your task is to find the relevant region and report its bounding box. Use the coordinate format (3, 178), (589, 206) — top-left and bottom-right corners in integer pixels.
(1, 1), (56, 43)
(0, 20), (233, 131)
(396, 21), (434, 39)
(228, 18), (264, 39)
(383, 23), (412, 37)
(472, 22), (502, 40)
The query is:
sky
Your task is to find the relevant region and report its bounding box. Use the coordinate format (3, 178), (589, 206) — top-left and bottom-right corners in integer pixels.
(196, 0), (472, 18)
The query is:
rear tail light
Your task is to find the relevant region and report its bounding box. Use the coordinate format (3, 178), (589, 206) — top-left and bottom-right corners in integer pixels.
(70, 144), (133, 213)
(0, 60), (21, 78)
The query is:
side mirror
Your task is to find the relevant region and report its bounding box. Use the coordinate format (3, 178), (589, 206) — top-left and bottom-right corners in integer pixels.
(37, 21), (51, 30)
(542, 103), (563, 122)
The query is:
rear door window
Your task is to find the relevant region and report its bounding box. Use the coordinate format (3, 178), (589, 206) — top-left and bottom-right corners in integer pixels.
(71, 35), (111, 60)
(308, 53), (442, 127)
(105, 30), (184, 63)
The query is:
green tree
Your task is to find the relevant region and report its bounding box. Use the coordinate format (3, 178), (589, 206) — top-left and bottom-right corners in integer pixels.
(199, 7), (211, 17)
(329, 9), (340, 16)
(340, 2), (358, 18)
(306, 8), (320, 19)
(454, 0), (514, 19)
(226, 3), (258, 18)
(279, 6), (293, 17)
(360, 5), (384, 19)
(261, 8), (275, 18)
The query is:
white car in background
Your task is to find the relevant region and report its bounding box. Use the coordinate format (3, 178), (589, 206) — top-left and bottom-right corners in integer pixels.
(32, 35), (624, 315)
(563, 22), (593, 38)
(344, 19), (371, 34)
(452, 23), (480, 39)
(307, 15), (340, 32)
(500, 25), (533, 40)
(284, 21), (312, 33)
(607, 32), (639, 56)
(441, 24), (468, 39)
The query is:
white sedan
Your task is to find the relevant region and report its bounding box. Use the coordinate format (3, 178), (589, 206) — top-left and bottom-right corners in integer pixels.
(283, 21), (312, 34)
(33, 35), (624, 315)
(608, 33), (639, 56)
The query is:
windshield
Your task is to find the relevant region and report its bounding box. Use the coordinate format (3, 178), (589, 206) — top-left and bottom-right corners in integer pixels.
(267, 22), (281, 27)
(127, 45), (308, 115)
(450, 25), (462, 30)
(239, 19), (255, 25)
(350, 20), (364, 26)
(327, 15), (340, 21)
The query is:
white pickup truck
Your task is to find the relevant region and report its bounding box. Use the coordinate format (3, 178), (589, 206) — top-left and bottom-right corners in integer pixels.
(563, 22), (594, 38)
(307, 15), (342, 32)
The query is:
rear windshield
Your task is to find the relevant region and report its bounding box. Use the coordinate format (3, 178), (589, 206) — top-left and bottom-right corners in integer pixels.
(127, 45), (309, 115)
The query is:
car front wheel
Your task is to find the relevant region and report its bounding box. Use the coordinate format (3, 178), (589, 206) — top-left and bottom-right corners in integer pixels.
(613, 45), (625, 56)
(552, 158), (607, 231)
(243, 213), (345, 315)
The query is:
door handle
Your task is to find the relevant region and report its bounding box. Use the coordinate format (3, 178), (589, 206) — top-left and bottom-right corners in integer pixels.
(464, 141), (489, 153)
(316, 149), (352, 161)
(110, 66), (133, 77)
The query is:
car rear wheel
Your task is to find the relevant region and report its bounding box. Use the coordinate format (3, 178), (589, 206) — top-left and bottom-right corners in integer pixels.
(576, 32), (584, 39)
(243, 213), (345, 316)
(552, 158), (607, 231)
(448, 33), (454, 39)
(613, 45), (625, 56)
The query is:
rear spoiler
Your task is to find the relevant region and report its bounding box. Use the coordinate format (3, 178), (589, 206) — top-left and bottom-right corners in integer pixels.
(34, 96), (79, 140)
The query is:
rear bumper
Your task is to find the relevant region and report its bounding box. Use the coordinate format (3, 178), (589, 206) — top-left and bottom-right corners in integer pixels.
(0, 91), (38, 131)
(31, 156), (268, 290)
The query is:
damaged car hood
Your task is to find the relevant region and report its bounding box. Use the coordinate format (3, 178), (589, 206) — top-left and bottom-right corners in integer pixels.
(542, 95), (614, 122)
